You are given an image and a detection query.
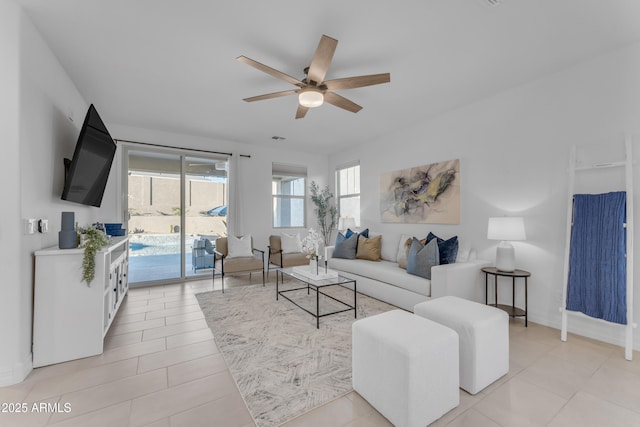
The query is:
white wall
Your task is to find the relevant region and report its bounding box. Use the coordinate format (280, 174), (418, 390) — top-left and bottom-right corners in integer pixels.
(19, 14), (104, 232)
(107, 125), (329, 256)
(0, 1), (116, 385)
(0, 0), (27, 386)
(329, 41), (640, 351)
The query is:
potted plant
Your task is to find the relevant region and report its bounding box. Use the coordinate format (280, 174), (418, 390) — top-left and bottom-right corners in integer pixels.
(309, 181), (338, 246)
(77, 226), (109, 285)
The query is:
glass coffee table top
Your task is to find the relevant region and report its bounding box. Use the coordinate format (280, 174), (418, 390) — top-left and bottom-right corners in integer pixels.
(276, 267), (356, 328)
(279, 267), (353, 287)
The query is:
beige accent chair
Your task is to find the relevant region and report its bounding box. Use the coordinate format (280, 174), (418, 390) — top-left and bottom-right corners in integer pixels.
(267, 235), (310, 278)
(213, 237), (264, 293)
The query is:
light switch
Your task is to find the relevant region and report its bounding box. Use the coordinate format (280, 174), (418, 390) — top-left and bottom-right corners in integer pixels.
(26, 219), (37, 234)
(38, 219), (49, 233)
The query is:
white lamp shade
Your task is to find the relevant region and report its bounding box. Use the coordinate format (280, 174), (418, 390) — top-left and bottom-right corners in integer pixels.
(488, 216), (526, 272)
(338, 217), (356, 231)
(298, 89), (324, 108)
(487, 217), (526, 241)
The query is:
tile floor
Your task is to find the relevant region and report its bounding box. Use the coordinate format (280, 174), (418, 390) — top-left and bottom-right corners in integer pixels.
(1, 276), (640, 427)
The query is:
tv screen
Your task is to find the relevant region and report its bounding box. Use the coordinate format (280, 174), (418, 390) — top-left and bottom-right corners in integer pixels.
(61, 104), (116, 207)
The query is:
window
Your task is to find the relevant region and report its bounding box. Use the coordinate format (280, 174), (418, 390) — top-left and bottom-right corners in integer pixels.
(272, 163), (306, 228)
(336, 163), (360, 226)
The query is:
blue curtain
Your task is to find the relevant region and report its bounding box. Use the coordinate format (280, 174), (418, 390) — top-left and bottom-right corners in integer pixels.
(567, 191), (627, 324)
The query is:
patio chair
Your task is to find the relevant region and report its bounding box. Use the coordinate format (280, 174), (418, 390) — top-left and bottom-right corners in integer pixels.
(192, 237), (215, 271)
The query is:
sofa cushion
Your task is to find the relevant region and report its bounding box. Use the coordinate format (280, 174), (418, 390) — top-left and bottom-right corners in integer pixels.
(327, 257), (431, 296)
(333, 232), (358, 259)
(397, 235), (420, 269)
(456, 241), (471, 263)
(395, 234), (411, 266)
(427, 232), (459, 265)
(361, 231), (397, 262)
(356, 235), (382, 261)
(378, 232), (400, 262)
(407, 238), (439, 280)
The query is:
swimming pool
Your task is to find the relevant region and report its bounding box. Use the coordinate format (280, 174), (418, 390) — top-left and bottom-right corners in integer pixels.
(128, 234), (199, 256)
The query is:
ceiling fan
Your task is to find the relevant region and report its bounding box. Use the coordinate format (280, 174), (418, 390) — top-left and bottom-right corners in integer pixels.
(237, 35), (391, 119)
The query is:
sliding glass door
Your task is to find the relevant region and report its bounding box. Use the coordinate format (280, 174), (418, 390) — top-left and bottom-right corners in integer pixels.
(125, 148), (228, 285)
(127, 151), (182, 283)
(184, 156), (227, 278)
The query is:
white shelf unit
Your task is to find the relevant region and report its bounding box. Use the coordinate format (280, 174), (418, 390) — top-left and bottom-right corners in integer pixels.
(560, 138), (635, 360)
(33, 236), (129, 368)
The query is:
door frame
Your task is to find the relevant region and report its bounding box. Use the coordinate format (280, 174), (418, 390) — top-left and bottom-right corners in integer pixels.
(119, 141), (229, 287)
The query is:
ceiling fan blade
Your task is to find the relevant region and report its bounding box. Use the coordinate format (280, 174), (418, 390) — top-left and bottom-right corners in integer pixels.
(236, 55), (303, 87)
(243, 89), (298, 102)
(295, 104), (309, 119)
(323, 92), (362, 113)
(324, 73), (390, 91)
(306, 35), (338, 85)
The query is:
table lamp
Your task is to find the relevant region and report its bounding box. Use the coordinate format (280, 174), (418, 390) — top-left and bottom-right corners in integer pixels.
(338, 217), (356, 232)
(487, 217), (526, 272)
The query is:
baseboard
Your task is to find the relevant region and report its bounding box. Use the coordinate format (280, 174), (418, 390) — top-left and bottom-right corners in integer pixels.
(0, 352), (33, 387)
(528, 310), (640, 352)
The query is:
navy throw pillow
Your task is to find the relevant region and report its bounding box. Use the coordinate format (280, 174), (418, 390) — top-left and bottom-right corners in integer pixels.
(345, 228), (369, 252)
(333, 232), (358, 259)
(345, 228), (369, 239)
(426, 232), (459, 264)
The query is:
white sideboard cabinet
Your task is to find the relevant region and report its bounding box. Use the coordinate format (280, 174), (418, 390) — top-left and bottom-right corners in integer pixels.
(33, 236), (129, 367)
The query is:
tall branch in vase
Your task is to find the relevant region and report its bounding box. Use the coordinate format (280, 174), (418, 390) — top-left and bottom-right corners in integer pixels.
(309, 181), (338, 246)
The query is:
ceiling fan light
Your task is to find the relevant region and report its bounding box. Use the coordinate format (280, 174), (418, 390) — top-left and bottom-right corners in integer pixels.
(298, 89), (324, 108)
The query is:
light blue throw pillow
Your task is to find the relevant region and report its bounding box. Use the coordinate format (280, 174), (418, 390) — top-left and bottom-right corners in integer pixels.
(406, 237), (440, 280)
(333, 232), (358, 259)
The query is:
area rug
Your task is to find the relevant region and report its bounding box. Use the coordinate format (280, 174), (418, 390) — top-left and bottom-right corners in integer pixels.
(195, 281), (396, 427)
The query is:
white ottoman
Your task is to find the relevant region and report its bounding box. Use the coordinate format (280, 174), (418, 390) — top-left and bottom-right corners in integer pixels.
(352, 310), (459, 427)
(414, 296), (509, 395)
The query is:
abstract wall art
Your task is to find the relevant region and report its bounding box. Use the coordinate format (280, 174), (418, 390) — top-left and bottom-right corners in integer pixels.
(380, 158), (460, 224)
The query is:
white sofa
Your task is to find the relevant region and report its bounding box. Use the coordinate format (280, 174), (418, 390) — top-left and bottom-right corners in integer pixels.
(325, 232), (489, 311)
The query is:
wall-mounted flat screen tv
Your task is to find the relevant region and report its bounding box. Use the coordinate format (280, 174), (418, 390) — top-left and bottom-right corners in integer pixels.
(61, 104), (116, 207)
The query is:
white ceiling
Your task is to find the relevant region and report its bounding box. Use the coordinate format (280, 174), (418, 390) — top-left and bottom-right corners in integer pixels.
(17, 0), (640, 154)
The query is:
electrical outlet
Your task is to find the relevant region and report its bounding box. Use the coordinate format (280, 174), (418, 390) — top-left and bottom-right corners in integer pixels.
(38, 219), (49, 233)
